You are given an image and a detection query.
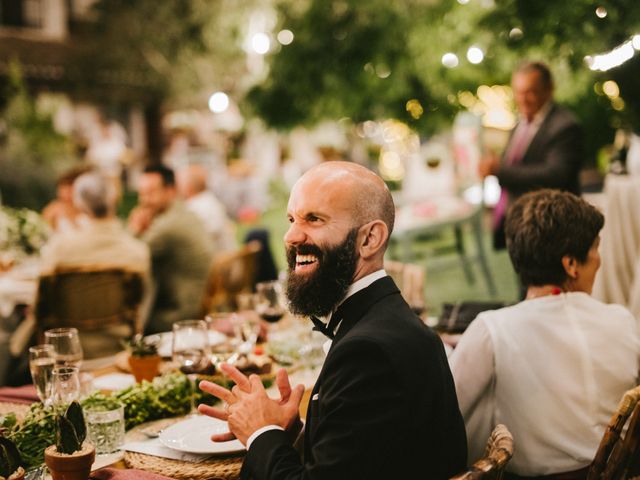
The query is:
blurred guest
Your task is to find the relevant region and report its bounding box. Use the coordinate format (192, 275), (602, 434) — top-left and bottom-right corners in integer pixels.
(86, 117), (128, 196)
(479, 61), (584, 249)
(41, 172), (149, 274)
(176, 164), (236, 253)
(450, 189), (640, 478)
(39, 171), (150, 357)
(42, 165), (92, 233)
(129, 165), (213, 334)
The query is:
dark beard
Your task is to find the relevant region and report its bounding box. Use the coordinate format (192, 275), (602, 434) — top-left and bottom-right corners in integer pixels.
(285, 227), (359, 318)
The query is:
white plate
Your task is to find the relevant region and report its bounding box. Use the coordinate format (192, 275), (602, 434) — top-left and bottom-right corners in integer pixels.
(147, 331), (226, 358)
(159, 415), (244, 454)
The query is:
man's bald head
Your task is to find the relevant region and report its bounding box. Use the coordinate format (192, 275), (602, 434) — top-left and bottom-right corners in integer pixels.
(300, 161), (395, 240)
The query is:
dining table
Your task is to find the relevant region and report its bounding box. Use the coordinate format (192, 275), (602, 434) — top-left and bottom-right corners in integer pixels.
(389, 195), (497, 297)
(1, 314), (322, 480)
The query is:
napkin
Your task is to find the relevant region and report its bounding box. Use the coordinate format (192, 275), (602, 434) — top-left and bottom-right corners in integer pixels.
(91, 467), (175, 480)
(121, 438), (215, 463)
(0, 384), (39, 404)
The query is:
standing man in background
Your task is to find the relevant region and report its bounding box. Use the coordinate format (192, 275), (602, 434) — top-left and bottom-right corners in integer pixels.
(479, 61), (584, 249)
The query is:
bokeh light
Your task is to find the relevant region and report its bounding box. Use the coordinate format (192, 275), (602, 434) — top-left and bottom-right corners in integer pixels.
(251, 33), (271, 54)
(208, 92), (229, 113)
(277, 29), (294, 45)
(467, 46), (484, 64)
(595, 6), (607, 18)
(442, 53), (459, 68)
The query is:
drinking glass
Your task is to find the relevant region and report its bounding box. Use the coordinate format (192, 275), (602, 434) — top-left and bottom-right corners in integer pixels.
(255, 280), (286, 323)
(172, 320), (210, 414)
(29, 344), (55, 406)
(206, 313), (241, 368)
(84, 404), (125, 455)
(44, 328), (83, 368)
(51, 366), (80, 408)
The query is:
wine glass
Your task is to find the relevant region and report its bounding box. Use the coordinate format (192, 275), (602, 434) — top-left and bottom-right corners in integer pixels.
(255, 280), (286, 323)
(172, 320), (210, 414)
(206, 313), (242, 368)
(44, 328), (83, 368)
(51, 366), (80, 409)
(29, 345), (55, 406)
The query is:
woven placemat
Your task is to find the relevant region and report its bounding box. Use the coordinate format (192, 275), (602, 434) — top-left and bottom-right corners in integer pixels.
(124, 451), (243, 480)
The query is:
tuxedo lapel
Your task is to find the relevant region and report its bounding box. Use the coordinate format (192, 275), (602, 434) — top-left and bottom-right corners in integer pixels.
(303, 275), (400, 454)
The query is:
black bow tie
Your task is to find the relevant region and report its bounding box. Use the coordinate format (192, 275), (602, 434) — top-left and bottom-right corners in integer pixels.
(310, 309), (343, 340)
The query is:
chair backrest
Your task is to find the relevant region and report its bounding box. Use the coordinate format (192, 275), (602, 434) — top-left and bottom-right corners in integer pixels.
(384, 260), (426, 314)
(201, 240), (262, 314)
(588, 385), (640, 480)
(35, 266), (144, 354)
(450, 424), (515, 480)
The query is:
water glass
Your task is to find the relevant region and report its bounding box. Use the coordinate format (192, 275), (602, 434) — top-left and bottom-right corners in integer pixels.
(44, 328), (84, 368)
(51, 366), (80, 408)
(29, 345), (55, 405)
(84, 404), (125, 455)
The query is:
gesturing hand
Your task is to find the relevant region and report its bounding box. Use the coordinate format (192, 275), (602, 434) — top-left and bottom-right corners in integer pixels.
(198, 363), (305, 445)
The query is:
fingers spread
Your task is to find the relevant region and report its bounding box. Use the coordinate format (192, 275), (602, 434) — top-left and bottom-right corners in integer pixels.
(211, 431), (237, 443)
(220, 363), (251, 391)
(197, 403), (227, 420)
(199, 380), (235, 404)
(276, 368), (292, 401)
(288, 384), (306, 408)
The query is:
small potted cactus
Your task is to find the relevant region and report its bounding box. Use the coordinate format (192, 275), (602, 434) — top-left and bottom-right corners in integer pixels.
(0, 436), (25, 480)
(125, 334), (161, 383)
(44, 401), (95, 480)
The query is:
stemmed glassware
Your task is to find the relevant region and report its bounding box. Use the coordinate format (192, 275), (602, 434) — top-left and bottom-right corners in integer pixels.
(44, 328), (83, 368)
(172, 320), (210, 414)
(28, 344), (55, 406)
(254, 280), (287, 323)
(50, 366), (80, 409)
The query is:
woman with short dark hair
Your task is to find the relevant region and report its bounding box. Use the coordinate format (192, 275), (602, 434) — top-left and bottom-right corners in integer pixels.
(450, 189), (640, 478)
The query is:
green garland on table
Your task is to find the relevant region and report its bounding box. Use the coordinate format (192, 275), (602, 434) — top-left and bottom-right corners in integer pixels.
(6, 372), (273, 468)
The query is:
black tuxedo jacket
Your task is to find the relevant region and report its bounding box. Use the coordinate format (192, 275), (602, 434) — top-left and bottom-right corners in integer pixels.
(493, 103), (583, 248)
(242, 276), (467, 480)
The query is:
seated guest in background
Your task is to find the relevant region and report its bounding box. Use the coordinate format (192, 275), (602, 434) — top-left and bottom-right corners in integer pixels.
(128, 165), (213, 334)
(450, 189), (640, 478)
(42, 165), (92, 233)
(176, 164), (237, 253)
(199, 161), (467, 479)
(40, 171), (150, 356)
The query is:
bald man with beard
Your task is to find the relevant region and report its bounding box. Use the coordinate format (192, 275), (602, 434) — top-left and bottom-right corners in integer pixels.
(199, 161), (467, 479)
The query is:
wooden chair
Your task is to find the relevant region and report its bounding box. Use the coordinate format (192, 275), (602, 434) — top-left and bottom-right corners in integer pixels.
(34, 266), (145, 358)
(384, 260), (426, 315)
(451, 424), (515, 480)
(201, 240), (262, 315)
(587, 385), (640, 480)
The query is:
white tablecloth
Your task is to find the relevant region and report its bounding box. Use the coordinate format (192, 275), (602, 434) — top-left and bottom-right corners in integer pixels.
(592, 174), (640, 318)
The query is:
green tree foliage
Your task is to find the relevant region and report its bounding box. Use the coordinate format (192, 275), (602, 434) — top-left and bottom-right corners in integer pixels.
(247, 0), (640, 158)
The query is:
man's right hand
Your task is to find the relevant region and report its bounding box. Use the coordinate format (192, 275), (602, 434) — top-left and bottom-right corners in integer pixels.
(127, 206), (154, 235)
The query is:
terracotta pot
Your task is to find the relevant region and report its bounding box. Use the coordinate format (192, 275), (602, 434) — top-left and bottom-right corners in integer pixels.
(128, 354), (161, 382)
(44, 444), (95, 480)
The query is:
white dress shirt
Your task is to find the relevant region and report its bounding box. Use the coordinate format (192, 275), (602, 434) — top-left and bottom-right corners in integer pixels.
(449, 292), (640, 475)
